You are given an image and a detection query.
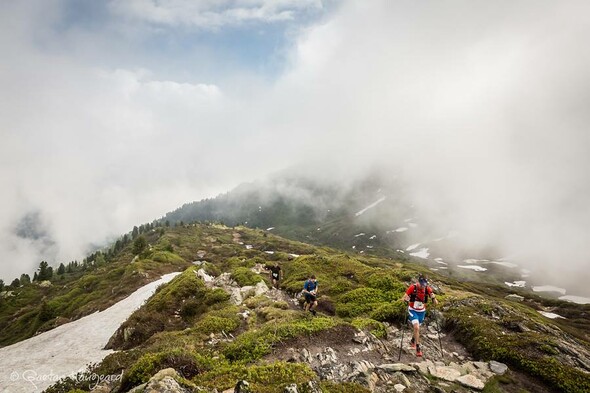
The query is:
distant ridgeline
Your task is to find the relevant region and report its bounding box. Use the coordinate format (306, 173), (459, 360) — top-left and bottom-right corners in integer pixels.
(158, 174), (416, 254)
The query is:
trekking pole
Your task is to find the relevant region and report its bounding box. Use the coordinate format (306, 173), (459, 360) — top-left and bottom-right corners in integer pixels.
(398, 305), (409, 361)
(433, 306), (444, 358)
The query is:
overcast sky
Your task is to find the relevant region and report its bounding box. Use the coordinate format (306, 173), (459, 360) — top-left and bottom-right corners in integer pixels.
(1, 1), (589, 285)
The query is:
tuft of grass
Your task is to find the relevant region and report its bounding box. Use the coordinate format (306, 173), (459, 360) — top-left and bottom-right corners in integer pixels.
(223, 317), (338, 363)
(231, 267), (263, 287)
(351, 318), (387, 338)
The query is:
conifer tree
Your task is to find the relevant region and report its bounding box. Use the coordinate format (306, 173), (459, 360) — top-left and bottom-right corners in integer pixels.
(38, 261), (51, 281)
(57, 263), (66, 275)
(133, 235), (147, 255)
(20, 274), (31, 285)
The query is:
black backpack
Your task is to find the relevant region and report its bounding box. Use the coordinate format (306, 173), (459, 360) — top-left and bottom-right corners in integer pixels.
(409, 284), (429, 303)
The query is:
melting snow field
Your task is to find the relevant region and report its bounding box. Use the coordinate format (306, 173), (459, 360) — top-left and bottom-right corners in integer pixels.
(559, 295), (590, 304)
(532, 285), (567, 295)
(505, 281), (527, 288)
(538, 311), (565, 319)
(457, 265), (488, 272)
(409, 248), (430, 259)
(0, 272), (180, 393)
(405, 243), (420, 251)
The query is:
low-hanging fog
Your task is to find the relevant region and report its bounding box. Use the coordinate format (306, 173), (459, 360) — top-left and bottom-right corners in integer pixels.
(1, 1), (589, 294)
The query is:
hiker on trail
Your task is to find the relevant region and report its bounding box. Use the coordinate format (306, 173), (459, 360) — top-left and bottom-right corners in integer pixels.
(402, 274), (438, 357)
(303, 275), (318, 316)
(267, 264), (282, 288)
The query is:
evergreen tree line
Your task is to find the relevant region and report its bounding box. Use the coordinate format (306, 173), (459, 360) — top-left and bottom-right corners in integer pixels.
(0, 220), (166, 292)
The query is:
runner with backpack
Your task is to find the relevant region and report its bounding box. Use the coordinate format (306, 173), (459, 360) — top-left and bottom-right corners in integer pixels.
(401, 274), (438, 357)
(267, 264), (282, 288)
(303, 275), (319, 316)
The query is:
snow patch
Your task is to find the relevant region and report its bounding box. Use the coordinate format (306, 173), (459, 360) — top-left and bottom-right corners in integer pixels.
(457, 265), (488, 272)
(558, 295), (590, 304)
(354, 233), (366, 237)
(489, 261), (518, 268)
(532, 285), (566, 295)
(538, 311), (565, 319)
(264, 251), (275, 254)
(266, 227), (275, 231)
(406, 243), (420, 251)
(355, 197), (386, 216)
(463, 259), (488, 264)
(369, 235), (377, 240)
(410, 248), (430, 259)
(504, 281), (526, 288)
(245, 245), (253, 249)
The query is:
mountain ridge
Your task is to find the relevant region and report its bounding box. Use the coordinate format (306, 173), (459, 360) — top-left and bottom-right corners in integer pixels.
(2, 223), (588, 392)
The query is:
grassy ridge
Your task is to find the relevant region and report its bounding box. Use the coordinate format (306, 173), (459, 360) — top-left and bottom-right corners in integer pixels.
(10, 223), (589, 393)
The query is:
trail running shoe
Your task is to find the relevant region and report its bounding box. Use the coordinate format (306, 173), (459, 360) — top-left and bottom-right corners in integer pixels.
(410, 337), (416, 349)
(416, 344), (423, 357)
(311, 310), (317, 316)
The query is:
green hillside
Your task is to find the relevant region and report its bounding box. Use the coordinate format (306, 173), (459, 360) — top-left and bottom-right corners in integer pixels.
(14, 223), (586, 393)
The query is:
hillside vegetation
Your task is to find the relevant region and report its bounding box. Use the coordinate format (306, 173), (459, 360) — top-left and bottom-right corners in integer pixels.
(21, 223), (588, 393)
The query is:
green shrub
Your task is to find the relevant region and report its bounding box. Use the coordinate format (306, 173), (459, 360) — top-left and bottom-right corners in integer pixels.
(195, 315), (240, 335)
(223, 317), (337, 363)
(370, 301), (407, 323)
(351, 318), (387, 338)
(205, 288), (231, 305)
(231, 267), (262, 287)
(121, 349), (213, 391)
(319, 381), (371, 393)
(195, 361), (315, 393)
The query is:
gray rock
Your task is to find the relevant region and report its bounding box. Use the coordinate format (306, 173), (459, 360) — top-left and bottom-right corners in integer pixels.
(489, 360), (508, 375)
(505, 294), (524, 302)
(456, 374), (485, 390)
(254, 281), (269, 296)
(234, 380), (252, 393)
(393, 383), (406, 392)
(376, 363), (416, 373)
(127, 383), (147, 393)
(283, 384), (298, 393)
(427, 365), (461, 382)
(144, 368), (187, 393)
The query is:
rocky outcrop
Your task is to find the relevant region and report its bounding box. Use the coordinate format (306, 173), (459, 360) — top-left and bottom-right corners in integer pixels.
(282, 335), (508, 392)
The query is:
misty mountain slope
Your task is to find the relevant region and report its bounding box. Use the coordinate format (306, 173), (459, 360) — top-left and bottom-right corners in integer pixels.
(38, 224), (590, 393)
(158, 172), (558, 298)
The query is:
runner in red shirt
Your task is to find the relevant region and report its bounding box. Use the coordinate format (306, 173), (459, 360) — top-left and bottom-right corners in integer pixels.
(401, 274), (438, 356)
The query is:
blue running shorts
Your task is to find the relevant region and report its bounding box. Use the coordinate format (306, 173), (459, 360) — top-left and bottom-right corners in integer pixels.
(408, 309), (425, 325)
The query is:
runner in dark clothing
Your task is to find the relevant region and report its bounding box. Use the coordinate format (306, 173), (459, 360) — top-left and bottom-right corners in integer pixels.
(268, 264), (282, 288)
(303, 275), (318, 316)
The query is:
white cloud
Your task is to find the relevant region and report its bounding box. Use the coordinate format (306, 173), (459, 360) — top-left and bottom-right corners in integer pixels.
(1, 0), (590, 293)
(108, 0), (324, 29)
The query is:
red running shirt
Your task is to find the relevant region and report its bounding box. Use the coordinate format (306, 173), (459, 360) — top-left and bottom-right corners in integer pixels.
(406, 284), (433, 311)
